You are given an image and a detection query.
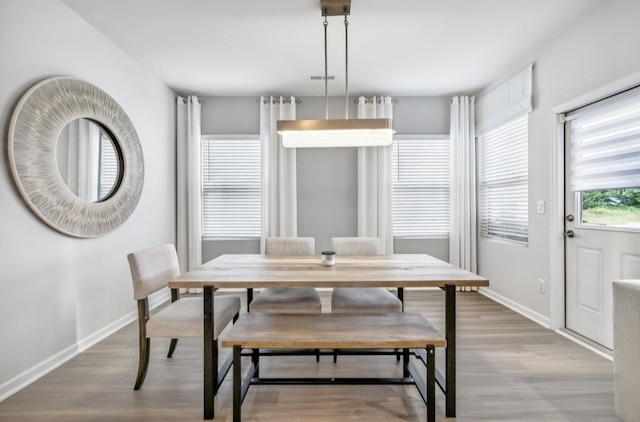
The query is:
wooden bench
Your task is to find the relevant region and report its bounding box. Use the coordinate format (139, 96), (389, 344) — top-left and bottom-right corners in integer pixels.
(220, 313), (446, 422)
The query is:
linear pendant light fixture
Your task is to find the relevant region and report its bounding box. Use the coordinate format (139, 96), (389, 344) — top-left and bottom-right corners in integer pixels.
(277, 0), (394, 148)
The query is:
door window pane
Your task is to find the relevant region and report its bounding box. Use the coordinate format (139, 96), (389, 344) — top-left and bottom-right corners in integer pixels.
(566, 85), (640, 231)
(580, 188), (640, 229)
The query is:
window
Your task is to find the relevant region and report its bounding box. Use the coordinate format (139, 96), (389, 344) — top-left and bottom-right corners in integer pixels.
(566, 86), (640, 229)
(201, 135), (261, 238)
(478, 115), (529, 243)
(98, 133), (119, 199)
(392, 136), (450, 238)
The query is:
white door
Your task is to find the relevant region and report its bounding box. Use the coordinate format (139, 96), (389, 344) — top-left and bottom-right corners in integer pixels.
(564, 190), (640, 348)
(564, 89), (640, 349)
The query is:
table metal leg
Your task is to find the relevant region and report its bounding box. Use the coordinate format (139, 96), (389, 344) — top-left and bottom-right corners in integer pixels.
(445, 284), (456, 417)
(204, 286), (215, 419)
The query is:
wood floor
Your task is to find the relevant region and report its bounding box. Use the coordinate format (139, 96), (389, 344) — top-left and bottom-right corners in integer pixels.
(0, 290), (620, 421)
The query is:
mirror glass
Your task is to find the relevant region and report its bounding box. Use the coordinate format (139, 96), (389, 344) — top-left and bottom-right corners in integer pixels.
(56, 119), (121, 202)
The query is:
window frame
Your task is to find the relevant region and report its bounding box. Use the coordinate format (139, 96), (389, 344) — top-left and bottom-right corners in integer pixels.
(201, 134), (261, 240)
(477, 114), (529, 245)
(392, 134), (451, 239)
(565, 85), (640, 233)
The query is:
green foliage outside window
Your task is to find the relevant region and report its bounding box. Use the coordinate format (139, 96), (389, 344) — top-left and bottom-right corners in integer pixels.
(582, 188), (640, 208)
(581, 188), (640, 228)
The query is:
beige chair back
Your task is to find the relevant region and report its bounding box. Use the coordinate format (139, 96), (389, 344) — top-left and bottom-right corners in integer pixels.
(128, 244), (181, 300)
(331, 237), (381, 256)
(265, 237), (315, 256)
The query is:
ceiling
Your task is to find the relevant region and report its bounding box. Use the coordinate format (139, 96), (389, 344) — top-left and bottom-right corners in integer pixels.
(60, 0), (609, 98)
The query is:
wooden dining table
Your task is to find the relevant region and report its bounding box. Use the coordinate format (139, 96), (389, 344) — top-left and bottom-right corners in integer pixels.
(168, 253), (489, 420)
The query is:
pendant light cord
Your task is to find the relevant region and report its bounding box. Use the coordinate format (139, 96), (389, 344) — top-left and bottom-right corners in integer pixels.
(323, 7), (350, 121)
(344, 11), (349, 119)
(324, 15), (329, 120)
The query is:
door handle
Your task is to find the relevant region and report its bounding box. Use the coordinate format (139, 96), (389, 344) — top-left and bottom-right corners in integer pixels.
(563, 230), (575, 238)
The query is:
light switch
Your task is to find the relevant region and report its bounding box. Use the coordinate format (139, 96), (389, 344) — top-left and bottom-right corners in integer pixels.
(536, 200), (545, 214)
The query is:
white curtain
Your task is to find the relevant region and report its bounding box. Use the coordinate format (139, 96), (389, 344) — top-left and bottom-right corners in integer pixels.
(357, 96), (394, 255)
(60, 119), (100, 202)
(176, 96), (202, 291)
(260, 96), (297, 253)
(449, 96), (477, 284)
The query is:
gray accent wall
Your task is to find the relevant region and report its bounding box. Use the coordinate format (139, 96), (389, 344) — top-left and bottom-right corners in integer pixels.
(200, 95), (450, 259)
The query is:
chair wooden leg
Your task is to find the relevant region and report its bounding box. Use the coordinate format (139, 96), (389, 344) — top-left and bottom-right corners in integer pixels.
(167, 338), (179, 358)
(134, 337), (150, 390)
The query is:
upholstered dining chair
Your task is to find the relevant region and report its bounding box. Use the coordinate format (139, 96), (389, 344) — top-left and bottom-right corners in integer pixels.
(330, 237), (403, 313)
(330, 237), (403, 362)
(249, 237), (322, 361)
(249, 237), (322, 314)
(127, 244), (241, 391)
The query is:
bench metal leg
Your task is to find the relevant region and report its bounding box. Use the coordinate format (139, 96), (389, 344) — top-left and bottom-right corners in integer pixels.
(426, 345), (436, 422)
(402, 348), (410, 378)
(233, 345), (242, 422)
(252, 348), (260, 378)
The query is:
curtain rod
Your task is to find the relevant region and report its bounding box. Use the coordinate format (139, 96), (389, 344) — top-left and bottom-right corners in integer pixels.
(178, 96), (204, 104)
(259, 97), (302, 104)
(353, 97), (398, 104)
(179, 97), (396, 105)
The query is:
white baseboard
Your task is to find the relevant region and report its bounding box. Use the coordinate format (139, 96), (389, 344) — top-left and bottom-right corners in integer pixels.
(0, 292), (170, 402)
(479, 287), (551, 329)
(555, 328), (613, 361)
(480, 289), (616, 360)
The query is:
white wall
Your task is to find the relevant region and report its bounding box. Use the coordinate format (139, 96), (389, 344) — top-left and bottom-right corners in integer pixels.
(200, 95), (451, 259)
(477, 0), (640, 325)
(0, 0), (176, 399)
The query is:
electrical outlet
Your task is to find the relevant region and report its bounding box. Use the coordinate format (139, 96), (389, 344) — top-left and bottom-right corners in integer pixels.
(536, 200), (545, 214)
(537, 279), (546, 294)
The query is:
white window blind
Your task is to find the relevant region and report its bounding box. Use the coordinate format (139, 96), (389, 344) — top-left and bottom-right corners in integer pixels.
(478, 115), (528, 243)
(567, 86), (640, 191)
(392, 136), (450, 238)
(202, 136), (261, 238)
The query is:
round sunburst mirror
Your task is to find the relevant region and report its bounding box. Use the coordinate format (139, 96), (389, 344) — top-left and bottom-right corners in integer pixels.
(8, 77), (144, 237)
